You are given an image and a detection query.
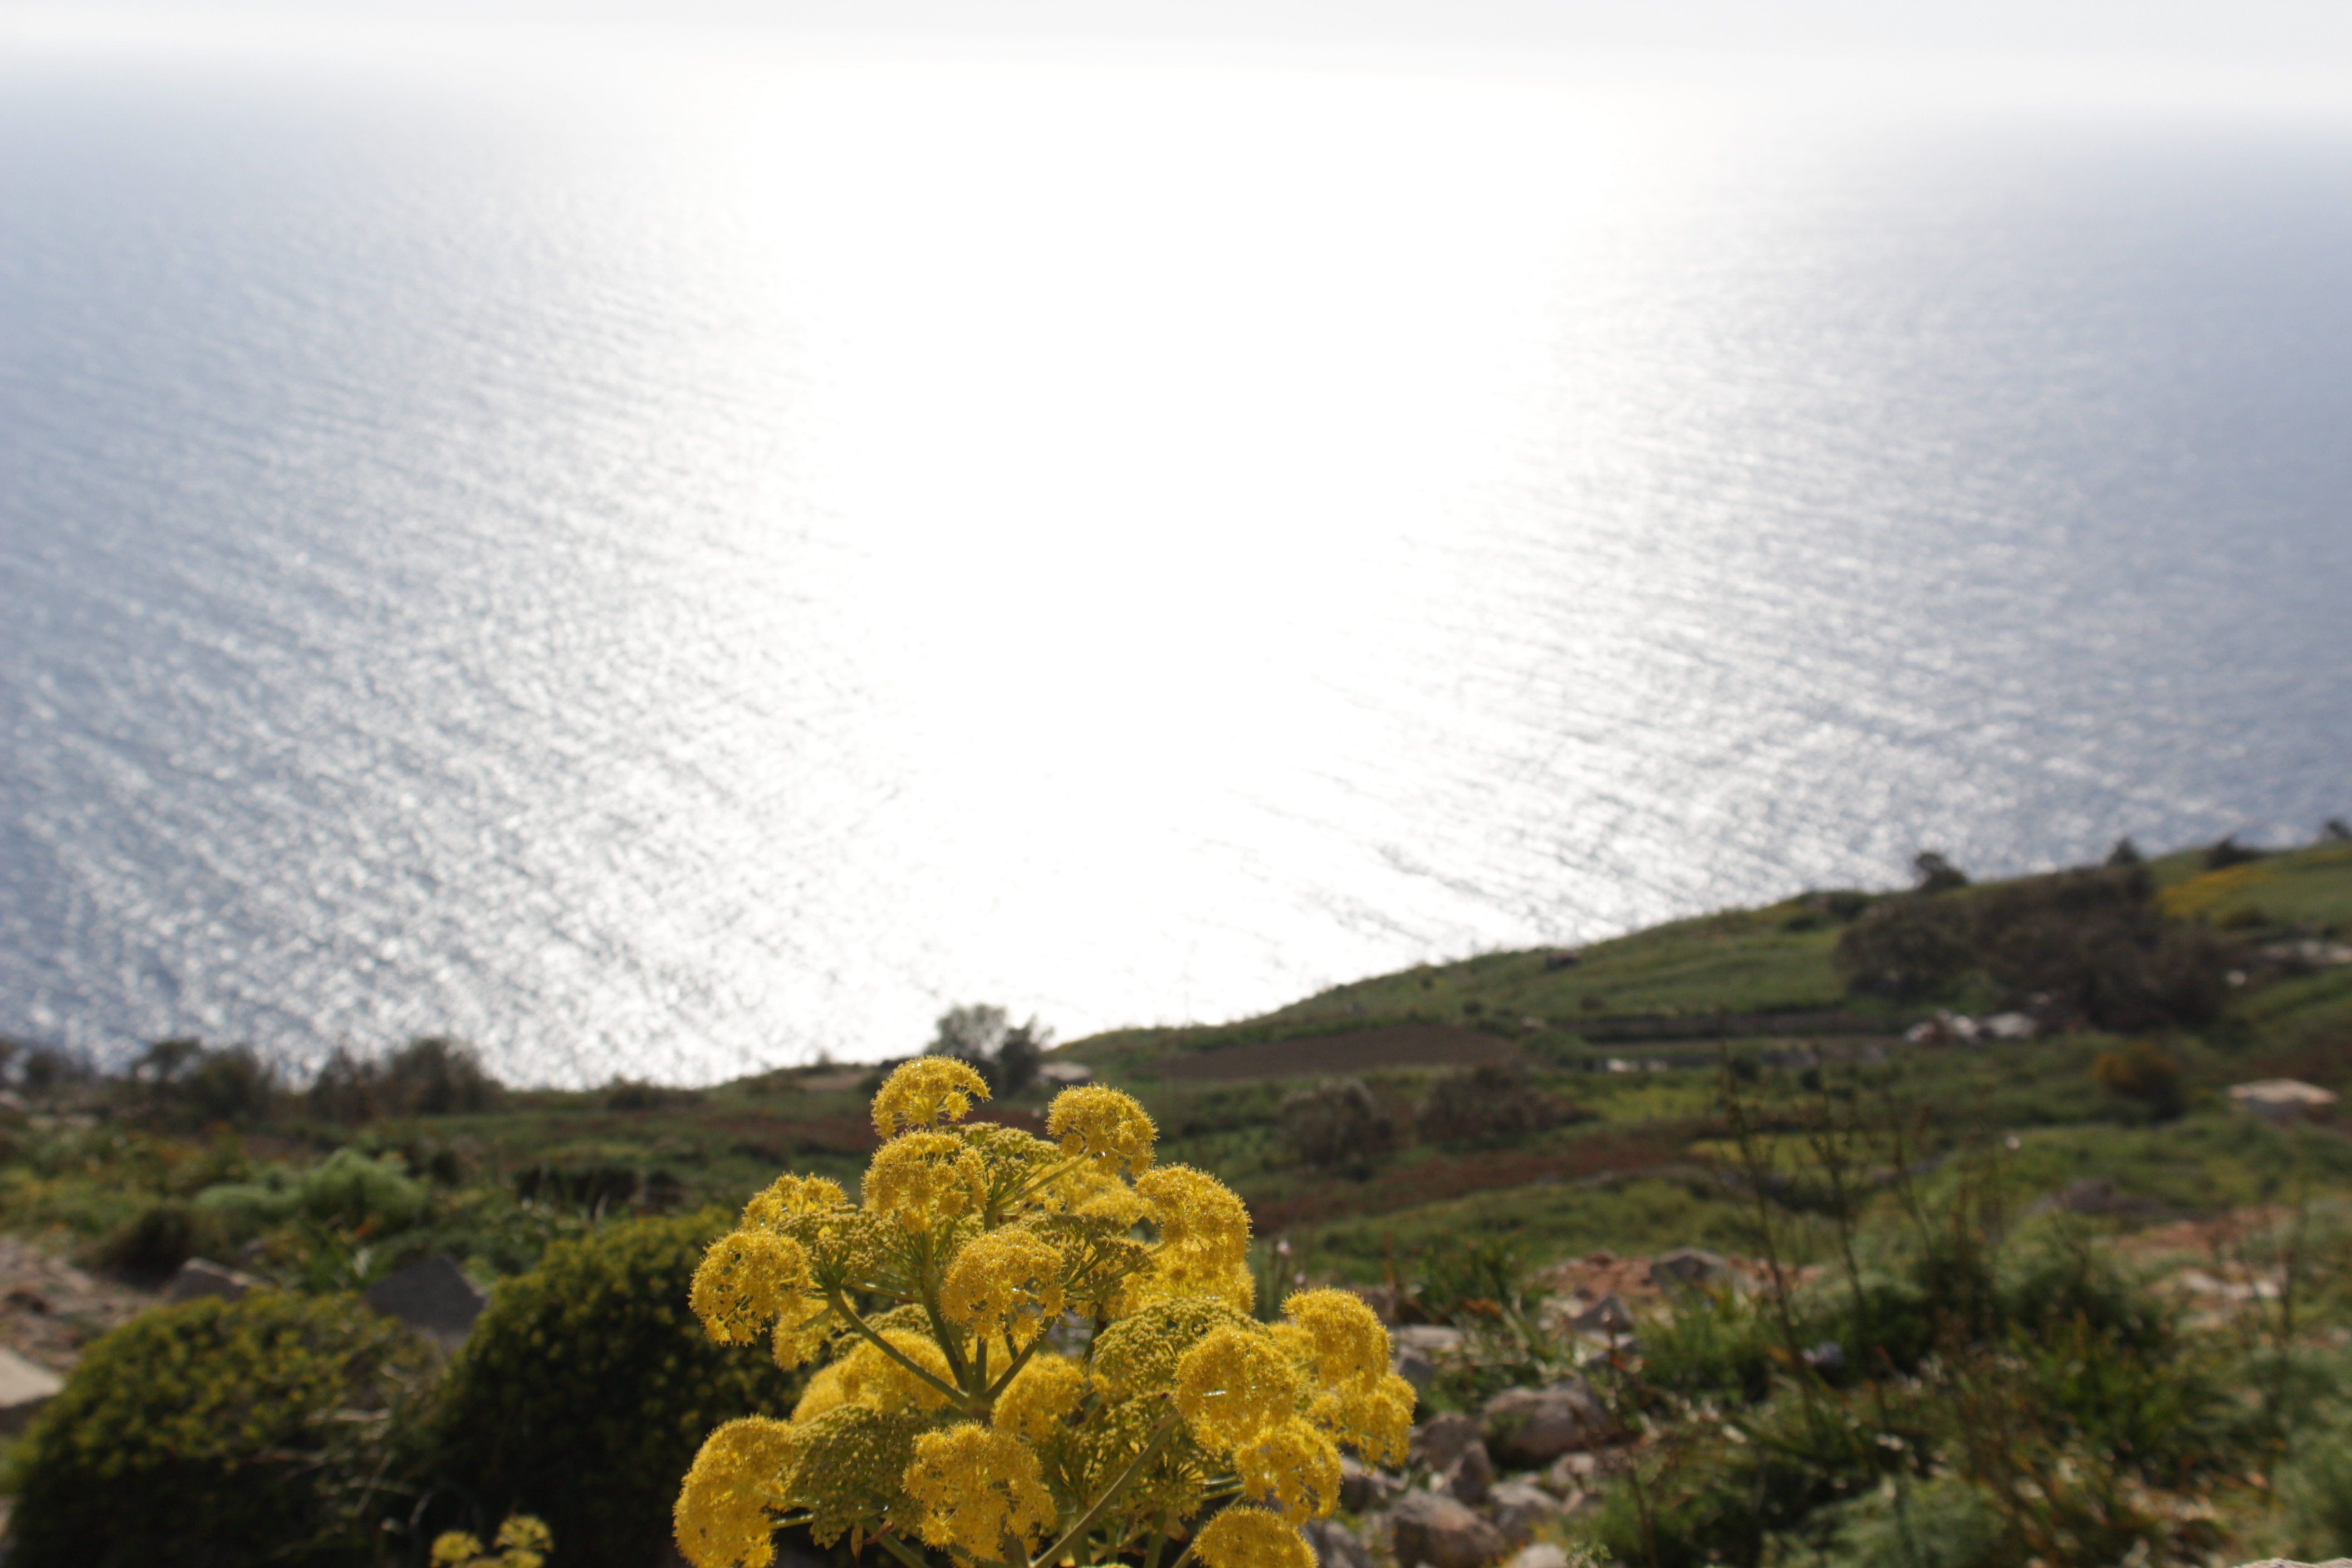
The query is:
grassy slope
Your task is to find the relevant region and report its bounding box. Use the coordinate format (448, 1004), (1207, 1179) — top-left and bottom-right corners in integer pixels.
(10, 840), (2348, 1296)
(1051, 838), (2352, 1278)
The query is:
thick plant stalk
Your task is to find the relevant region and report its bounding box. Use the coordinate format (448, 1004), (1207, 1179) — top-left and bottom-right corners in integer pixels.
(1028, 1414), (1183, 1568)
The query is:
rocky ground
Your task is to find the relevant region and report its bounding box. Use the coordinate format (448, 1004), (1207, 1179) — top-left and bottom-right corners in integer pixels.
(1313, 1369), (1627, 1568)
(0, 1234), (152, 1377)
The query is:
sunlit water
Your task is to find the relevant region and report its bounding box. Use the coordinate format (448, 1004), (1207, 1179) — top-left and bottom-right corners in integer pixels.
(5, 34), (2351, 1083)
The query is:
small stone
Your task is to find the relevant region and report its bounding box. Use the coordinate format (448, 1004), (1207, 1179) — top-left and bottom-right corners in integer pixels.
(1648, 1247), (1733, 1292)
(1340, 1455), (1403, 1513)
(364, 1254), (488, 1348)
(1394, 1344), (1437, 1389)
(1445, 1440), (1493, 1506)
(1505, 1542), (1573, 1568)
(0, 1344), (64, 1433)
(1391, 1491), (1507, 1568)
(1485, 1480), (1564, 1545)
(1302, 1518), (1373, 1568)
(1411, 1411), (1485, 1474)
(1567, 1294), (1632, 1336)
(1484, 1382), (1614, 1464)
(163, 1257), (264, 1305)
(1540, 1450), (1599, 1498)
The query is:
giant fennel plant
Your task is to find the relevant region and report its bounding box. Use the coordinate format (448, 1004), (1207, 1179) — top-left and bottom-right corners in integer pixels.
(675, 1058), (1413, 1568)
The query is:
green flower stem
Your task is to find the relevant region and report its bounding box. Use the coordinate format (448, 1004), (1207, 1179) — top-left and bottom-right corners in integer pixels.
(872, 1528), (933, 1568)
(995, 1154), (1087, 1217)
(980, 1329), (1051, 1402)
(922, 1290), (974, 1391)
(824, 1288), (975, 1412)
(1028, 1413), (1183, 1568)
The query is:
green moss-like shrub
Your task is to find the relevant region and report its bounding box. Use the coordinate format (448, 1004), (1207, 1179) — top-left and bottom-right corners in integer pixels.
(428, 1210), (801, 1568)
(91, 1195), (231, 1280)
(10, 1291), (434, 1568)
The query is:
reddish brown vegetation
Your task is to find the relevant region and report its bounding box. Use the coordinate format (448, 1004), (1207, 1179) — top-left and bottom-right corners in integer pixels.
(1157, 1024), (1525, 1082)
(706, 1112), (878, 1161)
(1245, 1128), (1686, 1231)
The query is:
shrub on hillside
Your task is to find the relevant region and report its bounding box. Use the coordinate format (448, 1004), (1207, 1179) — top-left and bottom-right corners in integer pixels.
(1416, 1062), (1572, 1146)
(1594, 1225), (2234, 1568)
(1833, 895), (1974, 1000)
(9, 1292), (434, 1567)
(926, 1002), (1049, 1095)
(311, 1037), (501, 1122)
(1279, 1077), (1401, 1172)
(14, 1044), (93, 1098)
(200, 1146), (433, 1235)
(1974, 866), (2226, 1029)
(93, 1195), (232, 1280)
(2206, 836), (2265, 870)
(129, 1037), (279, 1125)
(428, 1211), (803, 1568)
(2091, 1041), (2186, 1119)
(1913, 851), (1970, 894)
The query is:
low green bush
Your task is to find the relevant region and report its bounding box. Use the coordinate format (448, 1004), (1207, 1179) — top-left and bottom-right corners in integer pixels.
(1588, 1381), (1931, 1568)
(426, 1210), (802, 1568)
(91, 1195), (231, 1280)
(1628, 1283), (1778, 1403)
(1793, 1475), (2012, 1568)
(1834, 896), (1973, 1000)
(1279, 1077), (1399, 1172)
(198, 1147), (431, 1234)
(9, 1292), (434, 1567)
(1416, 1062), (1573, 1146)
(2276, 1414), (2352, 1559)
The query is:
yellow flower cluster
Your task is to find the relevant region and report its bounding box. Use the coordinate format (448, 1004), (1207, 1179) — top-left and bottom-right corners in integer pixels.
(675, 1057), (1411, 1568)
(431, 1514), (553, 1568)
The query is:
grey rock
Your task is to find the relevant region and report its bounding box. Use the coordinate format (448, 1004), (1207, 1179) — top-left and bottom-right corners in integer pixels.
(1394, 1343), (1437, 1389)
(1391, 1491), (1507, 1568)
(1394, 1324), (1467, 1355)
(1485, 1481), (1564, 1546)
(1302, 1518), (1373, 1568)
(0, 1345), (64, 1434)
(1340, 1455), (1404, 1513)
(1539, 1451), (1596, 1497)
(1445, 1440), (1494, 1506)
(1411, 1411), (1485, 1474)
(2047, 1176), (2164, 1220)
(1504, 1546), (1572, 1568)
(1566, 1294), (1632, 1336)
(1483, 1382), (1613, 1464)
(1649, 1247), (1732, 1292)
(163, 1257), (264, 1305)
(364, 1253), (488, 1347)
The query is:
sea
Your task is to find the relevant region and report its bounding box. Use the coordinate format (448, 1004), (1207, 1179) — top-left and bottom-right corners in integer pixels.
(4, 24), (2351, 1083)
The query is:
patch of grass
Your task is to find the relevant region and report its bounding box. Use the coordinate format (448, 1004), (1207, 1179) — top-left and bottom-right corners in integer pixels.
(1299, 1170), (1794, 1281)
(2159, 841), (2352, 926)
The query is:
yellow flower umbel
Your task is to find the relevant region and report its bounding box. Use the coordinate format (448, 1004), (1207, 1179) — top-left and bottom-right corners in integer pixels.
(677, 1057), (1409, 1568)
(432, 1515), (553, 1568)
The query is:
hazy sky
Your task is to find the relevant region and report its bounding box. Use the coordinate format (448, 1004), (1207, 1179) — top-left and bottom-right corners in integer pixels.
(12, 0), (2352, 76)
